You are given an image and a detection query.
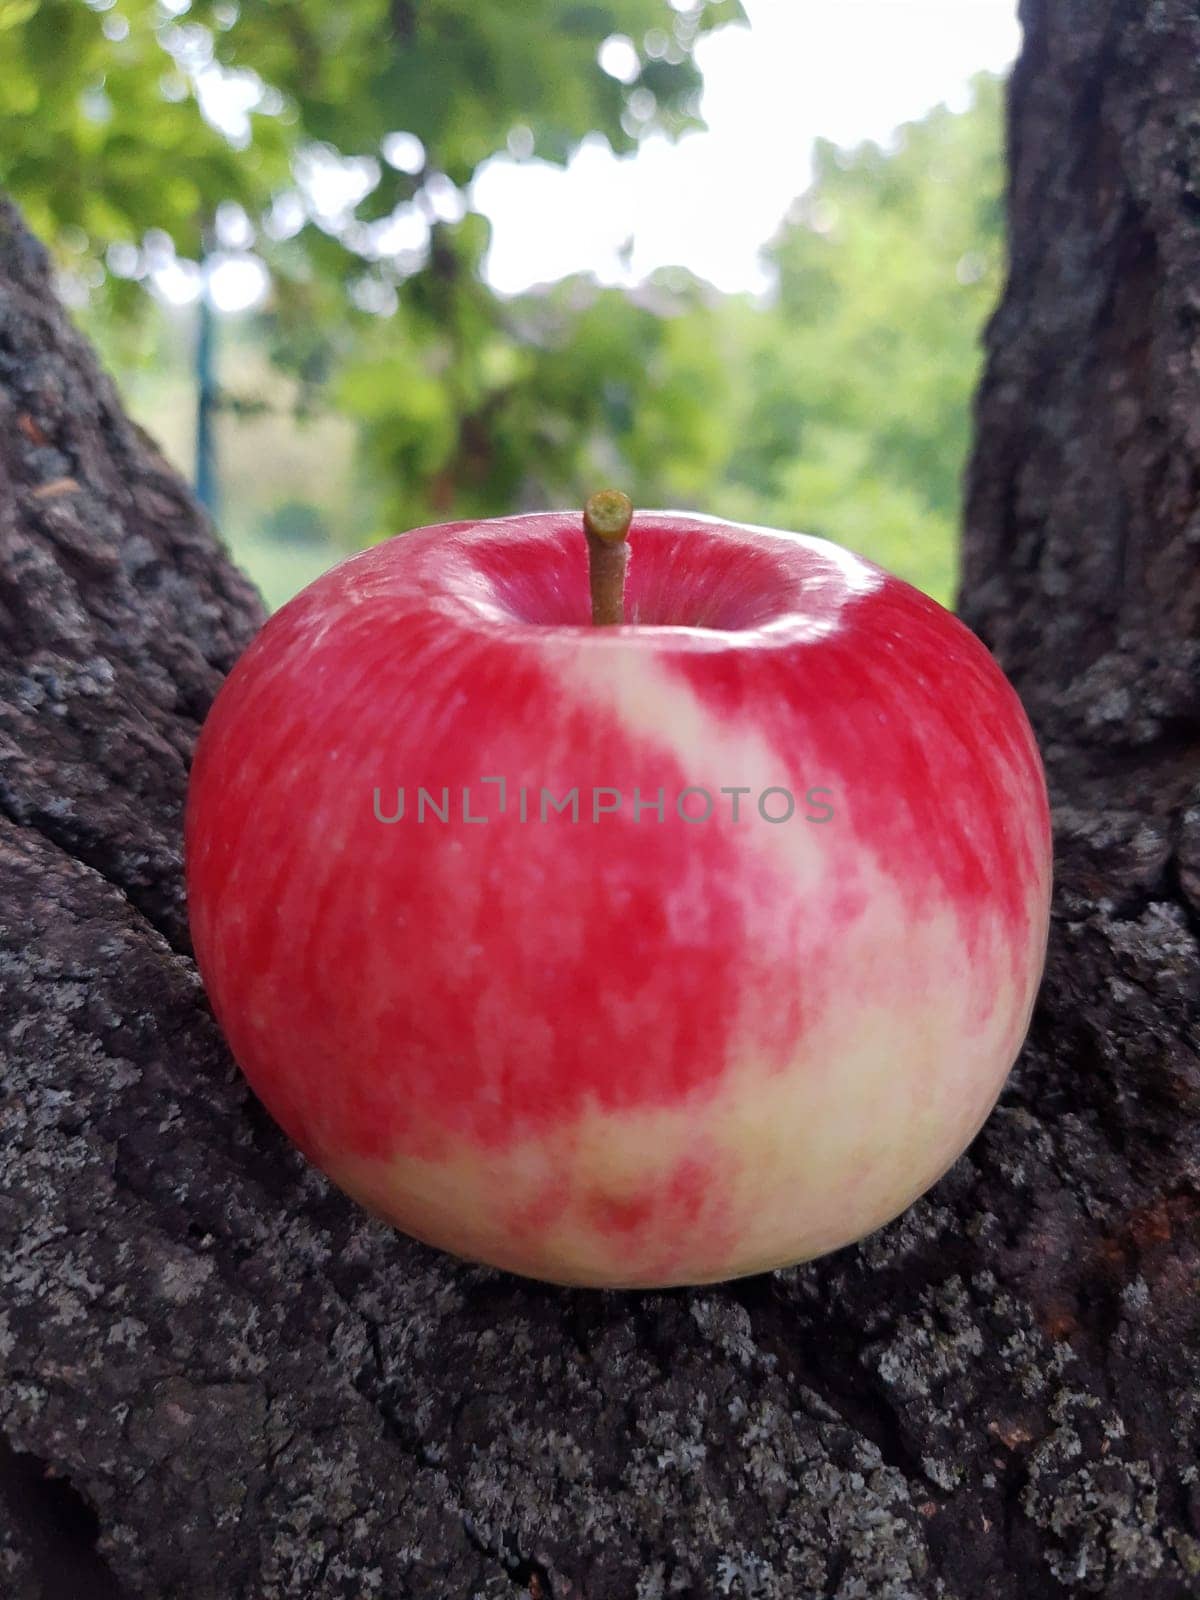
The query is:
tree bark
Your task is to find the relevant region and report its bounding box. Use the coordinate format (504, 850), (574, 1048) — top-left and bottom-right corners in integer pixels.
(3, 1), (1200, 1593)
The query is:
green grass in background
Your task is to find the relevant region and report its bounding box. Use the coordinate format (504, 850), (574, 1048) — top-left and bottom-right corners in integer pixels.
(223, 528), (344, 612)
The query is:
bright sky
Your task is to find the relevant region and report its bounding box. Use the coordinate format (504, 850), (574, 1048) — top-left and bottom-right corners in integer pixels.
(191, 0), (1021, 311)
(474, 0), (1021, 297)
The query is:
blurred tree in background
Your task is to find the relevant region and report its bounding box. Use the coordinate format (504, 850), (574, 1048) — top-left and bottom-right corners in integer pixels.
(718, 74), (1007, 601)
(2, 0), (734, 282)
(0, 0), (1003, 608)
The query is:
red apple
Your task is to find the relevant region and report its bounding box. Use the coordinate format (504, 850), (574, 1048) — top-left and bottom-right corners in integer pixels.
(185, 508), (1052, 1288)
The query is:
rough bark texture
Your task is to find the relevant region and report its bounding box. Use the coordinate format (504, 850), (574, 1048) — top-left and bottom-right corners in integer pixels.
(2, 1), (1200, 1594)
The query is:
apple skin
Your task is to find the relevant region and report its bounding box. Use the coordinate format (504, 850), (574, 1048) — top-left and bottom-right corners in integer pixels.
(185, 511), (1052, 1288)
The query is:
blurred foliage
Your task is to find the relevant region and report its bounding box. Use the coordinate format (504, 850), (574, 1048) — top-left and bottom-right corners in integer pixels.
(0, 0), (285, 263)
(1, 0), (738, 254)
(718, 74), (1007, 600)
(0, 0), (1004, 607)
(338, 269), (744, 530)
(0, 0), (748, 542)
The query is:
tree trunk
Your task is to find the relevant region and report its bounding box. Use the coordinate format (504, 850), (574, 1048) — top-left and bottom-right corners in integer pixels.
(3, 1), (1200, 1593)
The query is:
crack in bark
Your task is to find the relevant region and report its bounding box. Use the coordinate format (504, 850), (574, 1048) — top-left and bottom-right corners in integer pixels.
(0, 1438), (125, 1600)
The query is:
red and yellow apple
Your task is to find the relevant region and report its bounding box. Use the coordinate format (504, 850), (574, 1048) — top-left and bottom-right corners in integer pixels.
(185, 508), (1052, 1288)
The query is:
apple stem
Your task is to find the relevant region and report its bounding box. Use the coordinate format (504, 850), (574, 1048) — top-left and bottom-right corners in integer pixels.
(584, 490), (634, 626)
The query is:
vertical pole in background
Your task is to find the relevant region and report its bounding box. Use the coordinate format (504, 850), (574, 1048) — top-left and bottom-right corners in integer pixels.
(195, 253), (218, 520)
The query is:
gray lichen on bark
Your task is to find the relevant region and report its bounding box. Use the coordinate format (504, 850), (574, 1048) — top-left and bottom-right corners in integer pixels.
(2, 0), (1200, 1593)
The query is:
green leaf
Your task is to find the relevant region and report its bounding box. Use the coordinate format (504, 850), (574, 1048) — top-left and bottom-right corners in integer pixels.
(0, 0), (40, 32)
